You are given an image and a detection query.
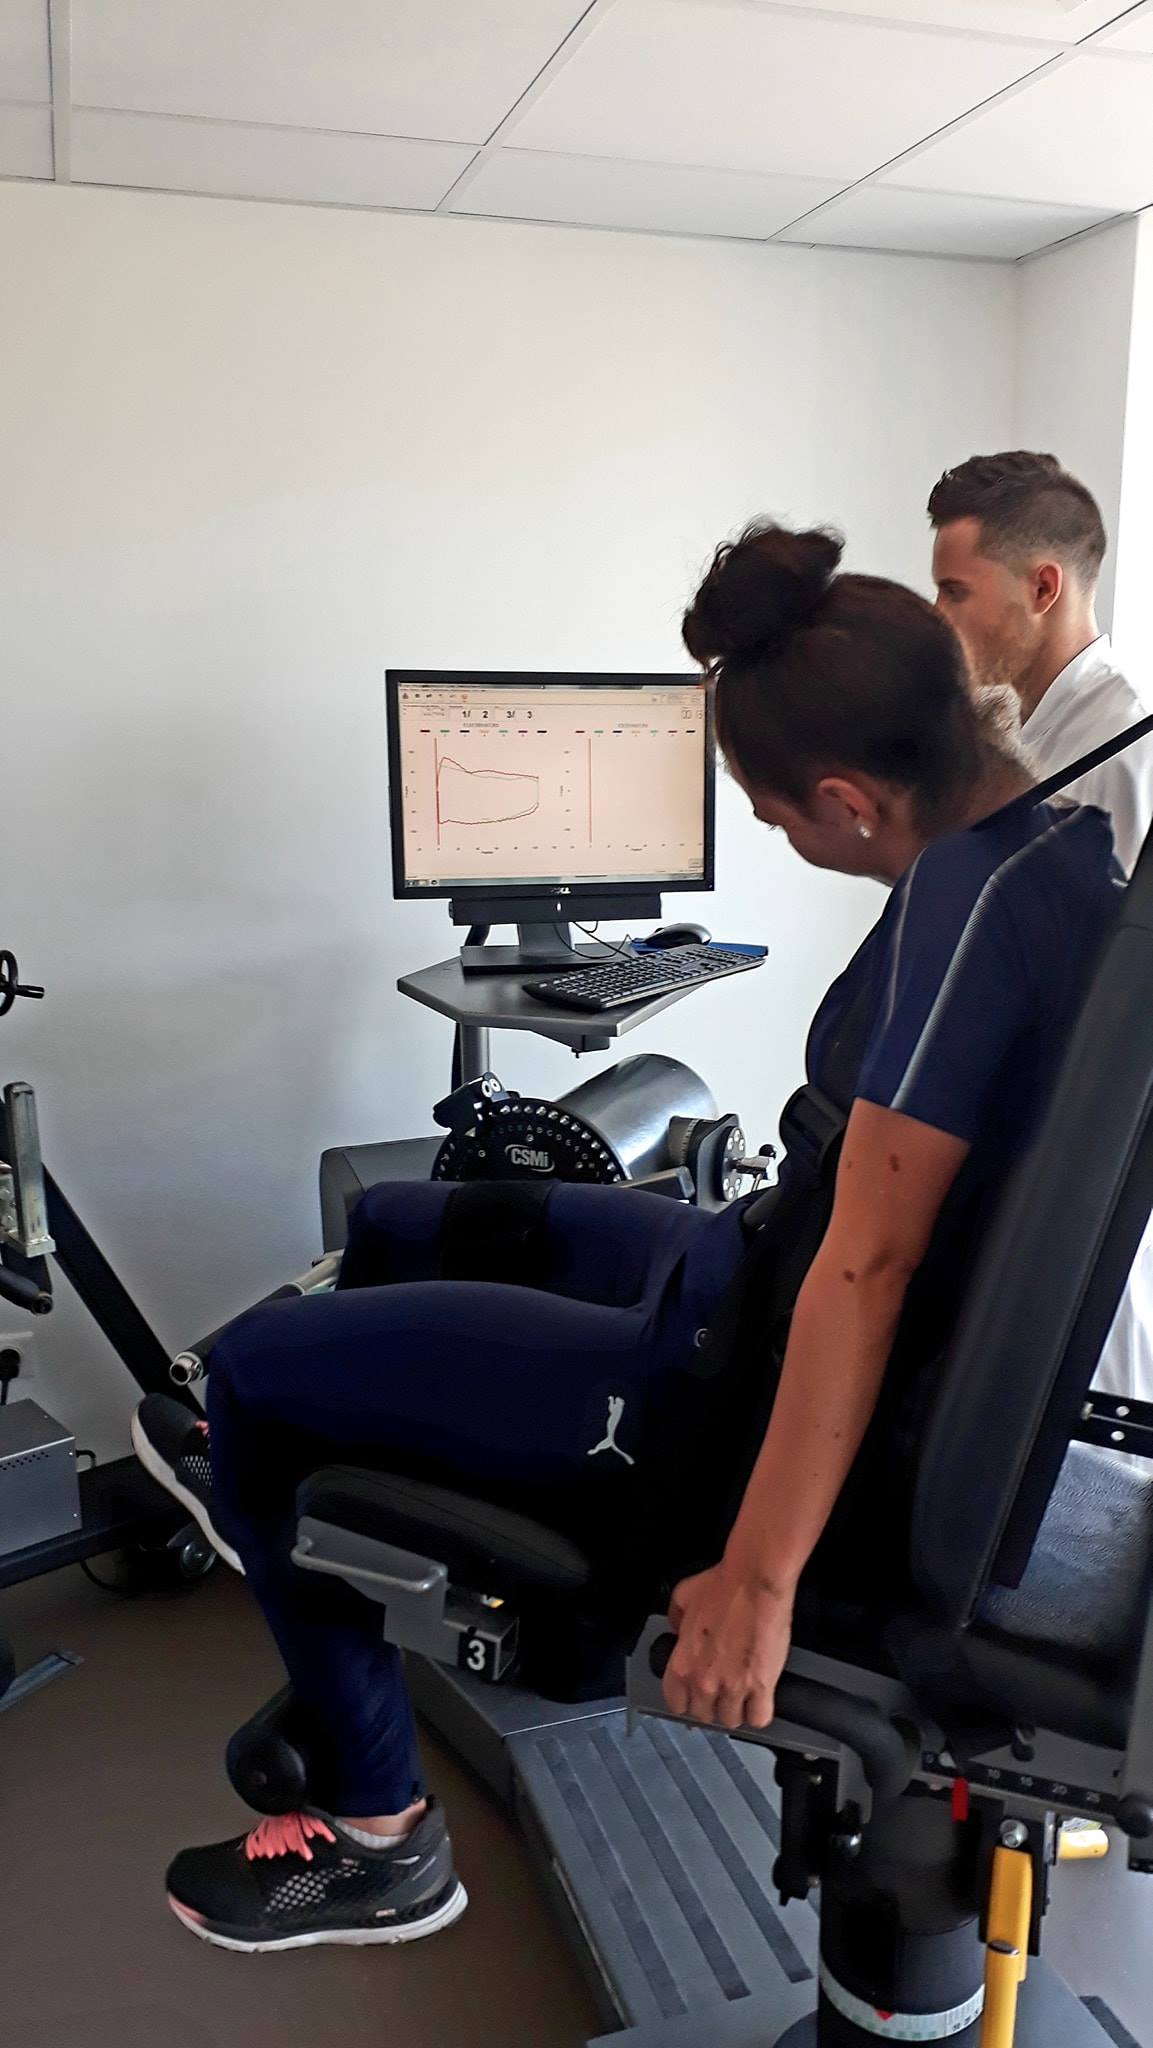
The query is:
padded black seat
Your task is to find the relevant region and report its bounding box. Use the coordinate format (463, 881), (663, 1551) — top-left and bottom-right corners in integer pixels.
(297, 1449), (1153, 1748)
(964, 1443), (1153, 1748)
(296, 1467), (593, 1597)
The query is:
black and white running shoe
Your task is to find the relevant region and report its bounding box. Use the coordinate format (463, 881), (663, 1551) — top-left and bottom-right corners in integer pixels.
(167, 1801), (467, 1952)
(130, 1393), (243, 1574)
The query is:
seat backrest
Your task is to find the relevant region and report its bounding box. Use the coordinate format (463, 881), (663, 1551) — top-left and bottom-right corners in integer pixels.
(910, 824), (1153, 1631)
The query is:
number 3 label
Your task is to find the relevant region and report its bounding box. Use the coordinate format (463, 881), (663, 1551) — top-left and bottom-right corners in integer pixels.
(465, 1634), (490, 1675)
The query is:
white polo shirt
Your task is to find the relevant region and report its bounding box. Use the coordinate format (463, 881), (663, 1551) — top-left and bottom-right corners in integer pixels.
(1021, 635), (1153, 874)
(1022, 635), (1153, 1420)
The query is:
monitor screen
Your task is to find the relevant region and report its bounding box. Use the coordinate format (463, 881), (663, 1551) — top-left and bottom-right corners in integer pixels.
(387, 672), (714, 900)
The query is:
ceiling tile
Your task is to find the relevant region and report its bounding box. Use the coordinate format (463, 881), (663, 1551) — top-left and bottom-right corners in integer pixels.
(511, 0), (1053, 181)
(1095, 1), (1153, 51)
(884, 49), (1153, 208)
(453, 147), (842, 239)
(72, 0), (589, 145)
(777, 182), (1116, 259)
(0, 1), (51, 102)
(71, 110), (475, 210)
(0, 101), (52, 178)
(782, 0), (1137, 42)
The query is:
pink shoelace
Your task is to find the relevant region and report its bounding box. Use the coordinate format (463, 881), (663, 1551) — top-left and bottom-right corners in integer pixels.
(245, 1813), (337, 1863)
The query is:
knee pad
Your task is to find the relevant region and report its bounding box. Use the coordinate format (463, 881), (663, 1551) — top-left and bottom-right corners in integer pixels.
(439, 1180), (555, 1287)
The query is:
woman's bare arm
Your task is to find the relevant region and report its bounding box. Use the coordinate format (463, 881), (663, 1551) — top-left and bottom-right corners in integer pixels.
(664, 1099), (969, 1728)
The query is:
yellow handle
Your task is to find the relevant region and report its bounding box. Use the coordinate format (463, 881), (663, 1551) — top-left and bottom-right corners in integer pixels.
(1057, 1825), (1109, 1862)
(980, 1846), (1033, 2048)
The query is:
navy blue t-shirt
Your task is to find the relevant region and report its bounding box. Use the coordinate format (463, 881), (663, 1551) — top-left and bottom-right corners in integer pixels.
(803, 796), (1121, 1210)
(685, 798), (1121, 1574)
(779, 796), (1123, 1576)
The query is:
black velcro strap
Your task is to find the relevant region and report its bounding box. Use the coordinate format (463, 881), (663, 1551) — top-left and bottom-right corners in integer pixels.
(440, 1179), (556, 1286)
(776, 1083), (849, 1188)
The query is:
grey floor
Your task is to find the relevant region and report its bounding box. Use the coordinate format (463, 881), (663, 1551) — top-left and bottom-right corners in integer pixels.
(2, 1560), (1150, 2048)
(0, 1563), (599, 2048)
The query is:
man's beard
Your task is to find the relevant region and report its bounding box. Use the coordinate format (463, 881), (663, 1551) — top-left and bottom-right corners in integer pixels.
(976, 644), (1023, 690)
(970, 619), (1033, 697)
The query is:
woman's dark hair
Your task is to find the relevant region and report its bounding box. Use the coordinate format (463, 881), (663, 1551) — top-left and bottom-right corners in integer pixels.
(683, 520), (996, 831)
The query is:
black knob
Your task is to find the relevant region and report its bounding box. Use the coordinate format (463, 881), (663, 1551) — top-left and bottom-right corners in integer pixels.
(1116, 1793), (1153, 1840)
(0, 951), (45, 1017)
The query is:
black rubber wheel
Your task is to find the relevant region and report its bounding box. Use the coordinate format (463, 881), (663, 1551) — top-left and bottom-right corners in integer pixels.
(173, 1533), (218, 1584)
(84, 1530), (219, 1595)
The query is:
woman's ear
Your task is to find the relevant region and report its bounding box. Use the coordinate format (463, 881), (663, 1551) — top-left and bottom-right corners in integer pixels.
(813, 776), (882, 840)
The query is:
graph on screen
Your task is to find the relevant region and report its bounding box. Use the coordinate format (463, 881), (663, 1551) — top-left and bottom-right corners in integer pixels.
(437, 757), (541, 830)
(393, 679), (707, 890)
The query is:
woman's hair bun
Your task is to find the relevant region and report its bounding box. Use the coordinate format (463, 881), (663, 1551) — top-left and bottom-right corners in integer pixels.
(683, 521), (843, 669)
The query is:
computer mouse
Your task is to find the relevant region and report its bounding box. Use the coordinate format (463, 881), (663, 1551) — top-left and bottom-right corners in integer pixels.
(645, 922), (711, 950)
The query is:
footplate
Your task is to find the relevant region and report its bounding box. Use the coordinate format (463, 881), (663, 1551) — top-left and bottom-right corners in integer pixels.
(511, 1708), (818, 2039)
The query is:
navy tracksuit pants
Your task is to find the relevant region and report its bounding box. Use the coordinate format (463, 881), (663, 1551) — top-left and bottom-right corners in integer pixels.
(207, 1181), (751, 1814)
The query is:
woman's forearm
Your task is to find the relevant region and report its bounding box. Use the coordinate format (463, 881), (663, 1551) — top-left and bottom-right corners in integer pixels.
(665, 1107), (967, 1727)
(722, 1246), (911, 1594)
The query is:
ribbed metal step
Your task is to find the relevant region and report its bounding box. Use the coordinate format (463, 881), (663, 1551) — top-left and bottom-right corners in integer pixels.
(511, 1708), (819, 2039)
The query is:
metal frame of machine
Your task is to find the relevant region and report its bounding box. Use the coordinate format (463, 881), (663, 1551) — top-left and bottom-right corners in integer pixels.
(0, 969), (205, 1602)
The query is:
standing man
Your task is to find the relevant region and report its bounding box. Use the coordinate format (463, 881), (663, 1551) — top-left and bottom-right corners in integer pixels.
(929, 447), (1152, 1422)
(928, 450), (1153, 870)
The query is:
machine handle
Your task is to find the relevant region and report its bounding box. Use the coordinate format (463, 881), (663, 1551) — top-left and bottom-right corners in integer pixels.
(981, 1845), (1032, 2048)
(648, 1633), (914, 1801)
(293, 1527), (444, 1596)
(0, 1266), (53, 1314)
(171, 1286), (301, 1385)
(170, 1255), (342, 1384)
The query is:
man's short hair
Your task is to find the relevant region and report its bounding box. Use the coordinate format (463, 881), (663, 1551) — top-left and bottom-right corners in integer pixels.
(927, 450), (1107, 587)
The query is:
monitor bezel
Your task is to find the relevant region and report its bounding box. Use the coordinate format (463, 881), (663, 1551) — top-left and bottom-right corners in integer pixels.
(386, 670), (716, 904)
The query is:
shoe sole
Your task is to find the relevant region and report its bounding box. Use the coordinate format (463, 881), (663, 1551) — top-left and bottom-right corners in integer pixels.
(130, 1410), (245, 1576)
(167, 1879), (469, 1952)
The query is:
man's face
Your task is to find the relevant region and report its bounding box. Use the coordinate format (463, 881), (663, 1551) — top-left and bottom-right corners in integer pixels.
(932, 516), (1039, 694)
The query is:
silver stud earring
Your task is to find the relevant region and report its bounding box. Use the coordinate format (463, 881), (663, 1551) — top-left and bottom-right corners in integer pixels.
(858, 823), (872, 841)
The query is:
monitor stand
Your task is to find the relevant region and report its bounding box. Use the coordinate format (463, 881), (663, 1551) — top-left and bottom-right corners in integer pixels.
(458, 922), (616, 976)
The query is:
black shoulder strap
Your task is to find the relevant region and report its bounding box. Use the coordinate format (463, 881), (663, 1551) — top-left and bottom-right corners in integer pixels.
(1029, 712), (1153, 807)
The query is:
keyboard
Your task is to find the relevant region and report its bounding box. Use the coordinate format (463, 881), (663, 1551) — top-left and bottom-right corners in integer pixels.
(522, 944), (765, 1013)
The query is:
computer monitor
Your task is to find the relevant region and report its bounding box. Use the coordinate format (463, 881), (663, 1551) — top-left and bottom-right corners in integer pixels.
(387, 671), (714, 968)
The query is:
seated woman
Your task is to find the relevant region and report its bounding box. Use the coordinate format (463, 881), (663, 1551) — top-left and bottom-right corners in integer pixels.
(133, 522), (1120, 1954)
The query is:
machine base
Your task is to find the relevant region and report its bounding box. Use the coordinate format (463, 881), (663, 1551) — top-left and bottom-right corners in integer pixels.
(768, 1968), (1119, 2048)
(0, 1455), (189, 1591)
(592, 1963), (1118, 2046)
(407, 1657), (818, 2039)
(409, 1658), (1124, 2048)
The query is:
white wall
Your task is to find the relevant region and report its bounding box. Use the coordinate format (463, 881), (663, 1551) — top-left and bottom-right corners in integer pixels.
(1111, 212), (1153, 687)
(0, 183), (1015, 1455)
(1015, 219), (1141, 636)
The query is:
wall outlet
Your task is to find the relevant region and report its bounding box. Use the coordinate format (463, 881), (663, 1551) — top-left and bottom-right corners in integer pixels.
(0, 1329), (41, 1397)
